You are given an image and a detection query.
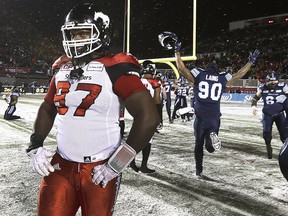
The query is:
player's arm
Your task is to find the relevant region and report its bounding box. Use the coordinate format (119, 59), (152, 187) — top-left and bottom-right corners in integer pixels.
(31, 101), (57, 145)
(9, 95), (18, 105)
(26, 77), (58, 177)
(124, 90), (160, 152)
(92, 88), (160, 188)
(227, 49), (260, 86)
(174, 41), (194, 83)
(162, 86), (167, 101)
(26, 101), (58, 177)
(92, 68), (160, 187)
(251, 92), (261, 115)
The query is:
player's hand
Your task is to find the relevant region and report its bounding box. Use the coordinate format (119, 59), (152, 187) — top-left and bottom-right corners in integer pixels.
(252, 106), (257, 116)
(92, 163), (118, 188)
(248, 49), (260, 64)
(27, 147), (55, 177)
(174, 41), (182, 53)
(276, 95), (287, 103)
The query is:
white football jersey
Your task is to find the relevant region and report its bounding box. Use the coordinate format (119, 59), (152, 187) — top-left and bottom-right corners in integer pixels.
(53, 61), (121, 162)
(141, 78), (154, 97)
(46, 53), (144, 163)
(141, 78), (154, 143)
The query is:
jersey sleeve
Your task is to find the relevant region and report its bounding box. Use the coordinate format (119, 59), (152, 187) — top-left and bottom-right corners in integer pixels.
(100, 52), (142, 84)
(114, 75), (147, 101)
(148, 78), (161, 89)
(52, 55), (71, 74)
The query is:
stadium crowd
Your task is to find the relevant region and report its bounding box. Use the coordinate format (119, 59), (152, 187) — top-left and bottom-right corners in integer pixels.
(193, 23), (288, 80)
(0, 9), (287, 82)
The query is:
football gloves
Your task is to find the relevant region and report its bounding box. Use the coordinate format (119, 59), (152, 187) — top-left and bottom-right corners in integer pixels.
(251, 105), (257, 116)
(174, 41), (182, 53)
(27, 147), (55, 177)
(92, 164), (118, 188)
(276, 95), (287, 103)
(248, 49), (260, 65)
(92, 142), (136, 188)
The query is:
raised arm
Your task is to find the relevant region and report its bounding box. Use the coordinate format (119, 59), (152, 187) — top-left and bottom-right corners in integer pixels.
(174, 42), (194, 83)
(227, 49), (260, 86)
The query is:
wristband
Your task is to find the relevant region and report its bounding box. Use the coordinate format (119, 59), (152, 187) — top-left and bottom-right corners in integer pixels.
(26, 133), (44, 153)
(107, 141), (136, 173)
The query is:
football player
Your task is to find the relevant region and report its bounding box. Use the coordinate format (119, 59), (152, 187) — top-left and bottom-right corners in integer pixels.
(3, 86), (21, 120)
(171, 32), (260, 177)
(129, 60), (161, 173)
(251, 72), (288, 159)
(279, 138), (288, 182)
(26, 3), (160, 216)
(172, 77), (190, 122)
(162, 74), (174, 123)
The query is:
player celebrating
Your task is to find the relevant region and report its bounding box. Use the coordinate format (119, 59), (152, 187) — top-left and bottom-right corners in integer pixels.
(26, 3), (160, 215)
(161, 32), (260, 177)
(3, 86), (21, 120)
(251, 71), (288, 159)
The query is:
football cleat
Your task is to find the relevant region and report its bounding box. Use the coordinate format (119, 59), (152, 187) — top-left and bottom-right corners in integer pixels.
(129, 163), (139, 172)
(157, 123), (163, 130)
(139, 166), (155, 174)
(210, 132), (221, 150)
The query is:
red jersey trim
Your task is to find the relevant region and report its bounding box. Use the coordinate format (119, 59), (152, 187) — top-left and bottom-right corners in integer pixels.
(147, 78), (161, 89)
(114, 75), (147, 101)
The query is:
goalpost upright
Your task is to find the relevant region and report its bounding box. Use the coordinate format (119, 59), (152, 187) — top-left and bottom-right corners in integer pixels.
(124, 0), (197, 79)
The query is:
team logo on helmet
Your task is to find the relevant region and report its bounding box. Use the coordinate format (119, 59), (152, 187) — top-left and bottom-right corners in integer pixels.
(61, 3), (111, 58)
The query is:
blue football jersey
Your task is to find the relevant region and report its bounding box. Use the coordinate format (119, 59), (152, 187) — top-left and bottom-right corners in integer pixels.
(191, 68), (232, 115)
(258, 82), (288, 108)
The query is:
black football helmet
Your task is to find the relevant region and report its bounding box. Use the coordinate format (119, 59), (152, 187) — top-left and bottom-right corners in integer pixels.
(141, 60), (156, 75)
(61, 3), (111, 58)
(158, 31), (178, 50)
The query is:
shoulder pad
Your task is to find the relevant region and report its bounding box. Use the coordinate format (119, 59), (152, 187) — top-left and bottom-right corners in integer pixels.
(52, 55), (71, 72)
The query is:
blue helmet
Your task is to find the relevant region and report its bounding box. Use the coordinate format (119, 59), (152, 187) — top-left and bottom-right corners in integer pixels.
(265, 72), (279, 88)
(266, 71), (278, 81)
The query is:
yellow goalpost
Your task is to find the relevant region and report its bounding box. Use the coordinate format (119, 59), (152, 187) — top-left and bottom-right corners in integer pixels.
(124, 0), (197, 79)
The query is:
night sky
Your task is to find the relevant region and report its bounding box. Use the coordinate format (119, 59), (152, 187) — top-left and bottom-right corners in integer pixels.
(1, 0), (287, 59)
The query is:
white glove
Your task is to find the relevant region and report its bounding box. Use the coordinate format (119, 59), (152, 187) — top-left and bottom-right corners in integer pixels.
(252, 106), (257, 116)
(2, 95), (6, 100)
(276, 95), (287, 103)
(92, 142), (136, 188)
(92, 164), (118, 188)
(27, 147), (55, 177)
